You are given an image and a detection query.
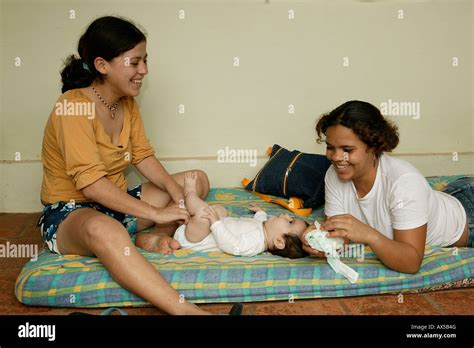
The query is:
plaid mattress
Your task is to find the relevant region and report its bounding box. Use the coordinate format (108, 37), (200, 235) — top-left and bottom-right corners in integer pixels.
(15, 175), (474, 307)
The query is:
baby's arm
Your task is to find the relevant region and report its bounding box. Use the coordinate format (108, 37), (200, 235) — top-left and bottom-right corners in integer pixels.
(248, 203), (263, 212)
(202, 206), (259, 256)
(248, 204), (267, 222)
(201, 206), (221, 225)
(201, 207), (242, 255)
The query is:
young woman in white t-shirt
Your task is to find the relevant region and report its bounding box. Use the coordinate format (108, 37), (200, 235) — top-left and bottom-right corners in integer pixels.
(300, 100), (473, 273)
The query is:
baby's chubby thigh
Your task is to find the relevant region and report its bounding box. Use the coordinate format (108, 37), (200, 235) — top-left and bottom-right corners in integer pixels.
(182, 205), (214, 243)
(182, 204), (228, 244)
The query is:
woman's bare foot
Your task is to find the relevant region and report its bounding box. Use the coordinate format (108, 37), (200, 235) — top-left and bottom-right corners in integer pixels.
(180, 303), (213, 315)
(135, 231), (180, 255)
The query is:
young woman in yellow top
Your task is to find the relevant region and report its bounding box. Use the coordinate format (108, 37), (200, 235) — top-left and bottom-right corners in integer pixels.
(38, 16), (210, 315)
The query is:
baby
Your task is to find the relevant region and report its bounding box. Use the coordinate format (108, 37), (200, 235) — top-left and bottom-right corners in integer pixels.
(173, 172), (310, 258)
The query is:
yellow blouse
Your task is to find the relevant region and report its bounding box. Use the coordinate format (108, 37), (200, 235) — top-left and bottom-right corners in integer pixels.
(40, 89), (154, 204)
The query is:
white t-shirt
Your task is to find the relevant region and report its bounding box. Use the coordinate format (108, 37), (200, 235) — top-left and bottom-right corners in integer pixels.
(324, 153), (466, 247)
(209, 210), (267, 256)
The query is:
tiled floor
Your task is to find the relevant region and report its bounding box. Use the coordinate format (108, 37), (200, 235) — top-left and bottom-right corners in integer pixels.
(1, 212), (473, 315)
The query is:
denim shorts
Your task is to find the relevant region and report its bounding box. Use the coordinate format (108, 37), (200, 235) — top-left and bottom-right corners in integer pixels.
(37, 184), (142, 254)
(442, 177), (474, 247)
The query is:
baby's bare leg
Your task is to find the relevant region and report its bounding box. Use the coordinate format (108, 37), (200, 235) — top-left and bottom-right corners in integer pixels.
(184, 172), (223, 243)
(184, 172), (209, 216)
(185, 205), (229, 243)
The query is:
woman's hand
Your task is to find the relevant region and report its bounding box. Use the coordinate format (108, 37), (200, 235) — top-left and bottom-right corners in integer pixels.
(201, 206), (221, 225)
(151, 204), (190, 225)
(321, 214), (374, 244)
(300, 224), (327, 258)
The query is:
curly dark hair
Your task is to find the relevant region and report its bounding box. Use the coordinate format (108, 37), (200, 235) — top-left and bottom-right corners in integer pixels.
(315, 100), (399, 158)
(269, 233), (309, 259)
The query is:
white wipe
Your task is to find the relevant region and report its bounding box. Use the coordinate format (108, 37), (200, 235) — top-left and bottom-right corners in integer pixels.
(305, 221), (359, 284)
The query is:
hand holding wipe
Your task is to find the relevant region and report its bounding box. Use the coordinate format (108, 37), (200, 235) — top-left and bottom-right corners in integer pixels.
(305, 221), (359, 284)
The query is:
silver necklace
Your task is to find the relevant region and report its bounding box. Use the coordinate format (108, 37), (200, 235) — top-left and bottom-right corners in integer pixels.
(92, 86), (120, 119)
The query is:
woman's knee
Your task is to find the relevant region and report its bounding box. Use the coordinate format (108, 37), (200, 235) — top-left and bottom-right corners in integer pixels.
(83, 215), (128, 248)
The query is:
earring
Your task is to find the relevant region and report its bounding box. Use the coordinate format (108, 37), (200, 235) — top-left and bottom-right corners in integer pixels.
(373, 155), (377, 167)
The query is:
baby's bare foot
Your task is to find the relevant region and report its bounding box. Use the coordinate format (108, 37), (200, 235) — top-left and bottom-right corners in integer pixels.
(184, 171), (198, 197)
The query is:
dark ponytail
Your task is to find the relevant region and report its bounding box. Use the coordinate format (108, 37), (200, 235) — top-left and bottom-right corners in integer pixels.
(60, 55), (95, 93)
(60, 16), (146, 93)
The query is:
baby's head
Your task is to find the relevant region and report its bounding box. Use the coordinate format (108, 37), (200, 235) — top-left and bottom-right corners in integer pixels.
(264, 214), (310, 259)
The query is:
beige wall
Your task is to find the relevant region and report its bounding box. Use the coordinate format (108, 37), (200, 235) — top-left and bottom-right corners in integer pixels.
(0, 0), (472, 212)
